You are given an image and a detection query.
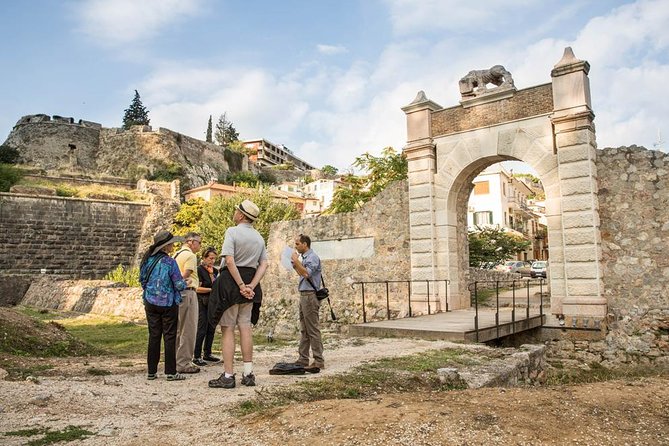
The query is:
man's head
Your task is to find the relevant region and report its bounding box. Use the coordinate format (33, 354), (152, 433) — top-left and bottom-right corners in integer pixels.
(294, 234), (311, 254)
(234, 199), (260, 224)
(184, 231), (202, 251)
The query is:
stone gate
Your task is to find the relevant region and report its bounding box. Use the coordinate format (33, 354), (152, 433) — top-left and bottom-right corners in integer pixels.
(402, 48), (604, 322)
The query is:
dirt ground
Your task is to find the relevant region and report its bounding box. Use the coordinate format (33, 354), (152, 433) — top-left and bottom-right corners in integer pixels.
(1, 336), (668, 446)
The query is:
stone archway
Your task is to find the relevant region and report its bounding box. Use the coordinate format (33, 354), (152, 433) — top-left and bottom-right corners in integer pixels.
(402, 48), (606, 324)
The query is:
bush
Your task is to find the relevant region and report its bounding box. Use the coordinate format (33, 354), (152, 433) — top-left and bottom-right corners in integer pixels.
(104, 264), (140, 287)
(0, 163), (24, 192)
(223, 170), (259, 187)
(0, 145), (20, 164)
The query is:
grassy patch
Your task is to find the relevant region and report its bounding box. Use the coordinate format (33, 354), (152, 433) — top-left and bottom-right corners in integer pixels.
(86, 367), (112, 376)
(4, 425), (94, 445)
(545, 361), (669, 385)
(57, 316), (147, 357)
(1, 363), (55, 381)
(234, 348), (472, 416)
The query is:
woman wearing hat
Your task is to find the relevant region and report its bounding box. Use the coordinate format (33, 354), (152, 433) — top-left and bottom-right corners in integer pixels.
(139, 230), (191, 381)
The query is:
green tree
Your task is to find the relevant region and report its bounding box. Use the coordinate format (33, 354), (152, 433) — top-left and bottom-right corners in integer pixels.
(321, 165), (338, 176)
(122, 90), (150, 130)
(223, 171), (259, 187)
(326, 147), (407, 214)
(205, 115), (213, 143)
(197, 190), (300, 247)
(171, 198), (206, 236)
(228, 140), (248, 154)
(468, 226), (531, 267)
(214, 112), (240, 146)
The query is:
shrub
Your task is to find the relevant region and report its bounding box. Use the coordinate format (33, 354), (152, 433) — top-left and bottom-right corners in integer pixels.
(0, 163), (24, 192)
(104, 264), (140, 287)
(0, 145), (20, 164)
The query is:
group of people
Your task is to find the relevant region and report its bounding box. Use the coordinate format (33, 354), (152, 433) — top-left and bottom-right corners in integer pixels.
(138, 199), (325, 387)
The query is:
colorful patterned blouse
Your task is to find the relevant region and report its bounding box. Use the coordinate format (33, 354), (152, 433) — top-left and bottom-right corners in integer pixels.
(140, 253), (187, 307)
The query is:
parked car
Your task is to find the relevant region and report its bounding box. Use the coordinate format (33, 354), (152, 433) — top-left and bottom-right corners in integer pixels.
(498, 260), (531, 274)
(530, 261), (548, 278)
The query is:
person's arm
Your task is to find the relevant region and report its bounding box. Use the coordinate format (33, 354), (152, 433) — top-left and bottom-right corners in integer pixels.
(248, 258), (268, 289)
(291, 251), (310, 278)
(168, 259), (188, 291)
(225, 255), (253, 299)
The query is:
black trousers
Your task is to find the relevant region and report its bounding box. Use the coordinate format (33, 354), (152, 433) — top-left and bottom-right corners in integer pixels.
(144, 302), (179, 375)
(194, 296), (216, 359)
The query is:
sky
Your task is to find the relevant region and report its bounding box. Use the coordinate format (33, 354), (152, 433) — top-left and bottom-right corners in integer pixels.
(2, 0), (668, 172)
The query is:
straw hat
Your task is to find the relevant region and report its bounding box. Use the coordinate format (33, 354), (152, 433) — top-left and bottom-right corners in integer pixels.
(236, 199), (260, 221)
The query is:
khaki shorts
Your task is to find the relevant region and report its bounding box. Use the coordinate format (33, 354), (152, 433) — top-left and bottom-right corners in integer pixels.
(220, 302), (253, 327)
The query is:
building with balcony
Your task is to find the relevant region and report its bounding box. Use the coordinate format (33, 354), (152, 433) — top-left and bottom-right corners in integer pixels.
(467, 164), (548, 261)
(243, 138), (316, 171)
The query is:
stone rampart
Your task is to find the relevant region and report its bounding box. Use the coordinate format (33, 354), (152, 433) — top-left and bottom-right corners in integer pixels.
(0, 193), (148, 278)
(3, 115), (248, 188)
(259, 180), (411, 335)
(21, 277), (144, 321)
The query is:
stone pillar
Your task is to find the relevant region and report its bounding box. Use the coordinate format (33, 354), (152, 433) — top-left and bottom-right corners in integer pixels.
(550, 48), (606, 322)
(402, 92), (446, 311)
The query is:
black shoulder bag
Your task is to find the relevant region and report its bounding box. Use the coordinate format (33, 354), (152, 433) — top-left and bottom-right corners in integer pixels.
(305, 275), (336, 321)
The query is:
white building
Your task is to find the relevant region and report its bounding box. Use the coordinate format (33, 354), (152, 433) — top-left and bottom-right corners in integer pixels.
(467, 164), (548, 261)
(302, 178), (346, 212)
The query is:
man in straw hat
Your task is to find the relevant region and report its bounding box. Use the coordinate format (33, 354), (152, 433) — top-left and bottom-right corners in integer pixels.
(208, 199), (268, 388)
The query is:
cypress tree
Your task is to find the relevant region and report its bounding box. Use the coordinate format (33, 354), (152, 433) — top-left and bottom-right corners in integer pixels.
(122, 90), (150, 129)
(206, 115), (213, 142)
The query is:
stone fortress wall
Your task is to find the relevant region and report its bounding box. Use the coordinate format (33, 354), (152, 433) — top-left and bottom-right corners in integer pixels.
(3, 114), (248, 188)
(0, 192), (149, 305)
(257, 180), (411, 335)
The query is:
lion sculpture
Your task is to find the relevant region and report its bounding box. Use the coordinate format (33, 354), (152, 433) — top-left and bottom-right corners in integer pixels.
(459, 65), (515, 98)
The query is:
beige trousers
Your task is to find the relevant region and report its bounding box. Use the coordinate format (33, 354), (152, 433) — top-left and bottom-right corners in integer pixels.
(298, 291), (324, 367)
(176, 289), (198, 371)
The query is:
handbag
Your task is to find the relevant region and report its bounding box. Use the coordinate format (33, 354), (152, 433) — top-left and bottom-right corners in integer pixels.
(306, 276), (328, 300)
(305, 276), (336, 321)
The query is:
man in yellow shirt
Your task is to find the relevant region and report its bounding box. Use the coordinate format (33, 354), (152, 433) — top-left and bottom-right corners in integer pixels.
(174, 232), (201, 374)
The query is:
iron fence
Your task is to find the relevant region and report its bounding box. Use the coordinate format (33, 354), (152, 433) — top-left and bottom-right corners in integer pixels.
(351, 279), (450, 323)
(468, 278), (546, 342)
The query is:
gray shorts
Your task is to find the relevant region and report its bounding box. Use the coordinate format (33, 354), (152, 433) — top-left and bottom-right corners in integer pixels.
(220, 302), (253, 327)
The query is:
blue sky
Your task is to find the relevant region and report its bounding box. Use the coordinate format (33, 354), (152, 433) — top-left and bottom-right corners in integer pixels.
(2, 0), (668, 171)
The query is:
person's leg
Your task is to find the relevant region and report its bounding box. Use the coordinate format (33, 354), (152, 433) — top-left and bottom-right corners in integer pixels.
(297, 294), (310, 365)
(163, 304), (179, 375)
(145, 303), (162, 375)
(303, 294), (324, 367)
(203, 317), (217, 359)
(193, 296), (207, 360)
(221, 325), (235, 375)
(176, 291), (199, 371)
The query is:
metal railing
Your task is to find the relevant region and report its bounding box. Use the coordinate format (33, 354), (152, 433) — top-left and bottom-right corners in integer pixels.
(468, 278), (546, 342)
(351, 279), (450, 323)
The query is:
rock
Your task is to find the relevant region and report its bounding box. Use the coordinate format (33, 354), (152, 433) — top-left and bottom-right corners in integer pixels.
(0, 367), (8, 381)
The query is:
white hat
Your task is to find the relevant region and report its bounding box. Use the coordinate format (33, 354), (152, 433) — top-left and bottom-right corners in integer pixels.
(236, 199), (260, 221)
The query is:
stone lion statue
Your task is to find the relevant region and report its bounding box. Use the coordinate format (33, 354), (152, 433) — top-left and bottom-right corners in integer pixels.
(459, 65), (515, 98)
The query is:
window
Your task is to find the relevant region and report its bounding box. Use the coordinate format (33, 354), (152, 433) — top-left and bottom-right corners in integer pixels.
(473, 181), (489, 195)
(473, 211), (493, 225)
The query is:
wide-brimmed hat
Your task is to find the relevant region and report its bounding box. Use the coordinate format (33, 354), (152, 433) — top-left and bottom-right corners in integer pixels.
(151, 230), (185, 255)
(236, 199), (260, 221)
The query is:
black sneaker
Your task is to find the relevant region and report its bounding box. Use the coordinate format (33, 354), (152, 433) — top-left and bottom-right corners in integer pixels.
(241, 372), (256, 387)
(192, 358), (207, 367)
(203, 355), (221, 363)
(208, 373), (235, 388)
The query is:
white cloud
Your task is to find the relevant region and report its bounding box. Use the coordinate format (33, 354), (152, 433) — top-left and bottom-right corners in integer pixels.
(316, 44), (348, 55)
(75, 0), (204, 46)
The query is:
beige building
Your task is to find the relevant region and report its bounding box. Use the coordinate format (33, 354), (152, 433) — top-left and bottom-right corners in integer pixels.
(182, 181), (319, 218)
(243, 138), (315, 171)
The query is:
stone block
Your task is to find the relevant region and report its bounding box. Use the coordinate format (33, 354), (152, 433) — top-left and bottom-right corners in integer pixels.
(566, 279), (600, 296)
(534, 154), (559, 177)
(409, 197), (433, 213)
(557, 145), (597, 163)
(408, 171), (435, 186)
(562, 212), (598, 229)
(564, 227), (597, 245)
(565, 262), (600, 280)
(559, 177), (595, 196)
(558, 159), (597, 180)
(409, 210), (433, 227)
(408, 183), (433, 199)
(564, 246), (598, 262)
(555, 129), (595, 148)
(408, 157), (435, 173)
(561, 194), (597, 213)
